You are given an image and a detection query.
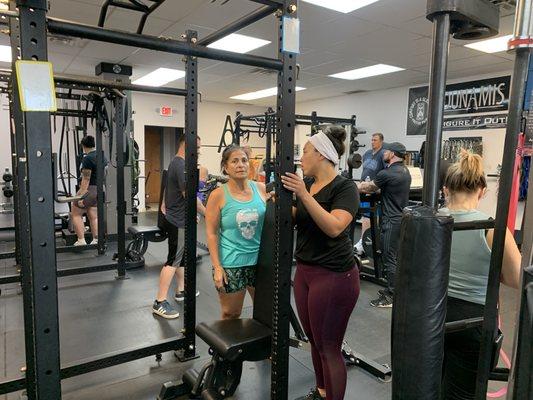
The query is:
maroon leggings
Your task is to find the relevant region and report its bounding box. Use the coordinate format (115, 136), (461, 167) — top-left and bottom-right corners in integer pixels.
(294, 262), (360, 400)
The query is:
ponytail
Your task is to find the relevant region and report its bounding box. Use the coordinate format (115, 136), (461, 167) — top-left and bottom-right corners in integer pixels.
(444, 149), (487, 193)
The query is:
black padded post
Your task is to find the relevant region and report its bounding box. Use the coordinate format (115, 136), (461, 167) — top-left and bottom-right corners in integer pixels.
(392, 206), (453, 399)
(253, 201), (276, 329)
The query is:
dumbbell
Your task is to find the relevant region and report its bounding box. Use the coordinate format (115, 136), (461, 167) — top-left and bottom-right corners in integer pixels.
(2, 172), (12, 183)
(347, 153), (362, 169)
(2, 186), (13, 198)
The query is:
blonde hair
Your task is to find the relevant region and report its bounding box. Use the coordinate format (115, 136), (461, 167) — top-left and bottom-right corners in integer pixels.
(444, 149), (487, 194)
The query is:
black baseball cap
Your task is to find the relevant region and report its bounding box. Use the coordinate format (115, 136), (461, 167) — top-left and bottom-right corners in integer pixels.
(383, 142), (407, 158)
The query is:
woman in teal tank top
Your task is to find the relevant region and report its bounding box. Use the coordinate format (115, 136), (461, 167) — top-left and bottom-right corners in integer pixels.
(205, 145), (267, 320)
(441, 150), (521, 399)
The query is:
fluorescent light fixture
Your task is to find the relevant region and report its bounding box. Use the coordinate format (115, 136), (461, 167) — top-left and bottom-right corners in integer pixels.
(0, 45), (11, 63)
(0, 3), (8, 11)
(207, 33), (270, 54)
(302, 0), (380, 13)
(132, 68), (185, 86)
(231, 86), (306, 101)
(329, 63), (404, 80)
(464, 34), (512, 53)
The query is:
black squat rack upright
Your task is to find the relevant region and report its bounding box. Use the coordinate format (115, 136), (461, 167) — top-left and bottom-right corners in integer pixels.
(0, 0), (298, 399)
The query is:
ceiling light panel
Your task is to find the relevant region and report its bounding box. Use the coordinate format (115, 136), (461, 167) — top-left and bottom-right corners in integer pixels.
(207, 34), (270, 54)
(464, 35), (512, 53)
(0, 45), (12, 63)
(132, 68), (185, 87)
(302, 0), (380, 13)
(329, 64), (404, 80)
(231, 86), (306, 101)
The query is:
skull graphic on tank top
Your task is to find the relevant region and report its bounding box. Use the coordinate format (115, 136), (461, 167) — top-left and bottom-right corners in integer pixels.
(236, 208), (259, 240)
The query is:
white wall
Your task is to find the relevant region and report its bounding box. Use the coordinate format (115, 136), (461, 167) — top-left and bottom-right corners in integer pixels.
(296, 71), (513, 217)
(132, 92), (265, 211)
(0, 94), (11, 176)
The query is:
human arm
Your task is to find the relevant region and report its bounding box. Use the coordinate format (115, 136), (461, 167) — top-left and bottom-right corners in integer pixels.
(486, 228), (522, 289)
(281, 173), (355, 238)
(78, 169), (91, 194)
(205, 188), (227, 289)
(357, 180), (379, 193)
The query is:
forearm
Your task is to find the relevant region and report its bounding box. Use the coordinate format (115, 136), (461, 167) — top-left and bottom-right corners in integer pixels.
(299, 192), (345, 238)
(197, 198), (206, 216)
(206, 232), (222, 270)
(358, 181), (379, 193)
(79, 178), (90, 193)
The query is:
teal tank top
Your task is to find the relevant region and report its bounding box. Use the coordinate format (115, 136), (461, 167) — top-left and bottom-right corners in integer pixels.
(219, 181), (266, 268)
(447, 209), (492, 305)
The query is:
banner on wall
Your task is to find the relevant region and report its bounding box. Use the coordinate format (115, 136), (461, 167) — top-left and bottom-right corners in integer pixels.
(406, 75), (511, 135)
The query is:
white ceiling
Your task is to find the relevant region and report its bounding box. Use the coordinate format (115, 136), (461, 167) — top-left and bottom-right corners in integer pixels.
(0, 0), (517, 105)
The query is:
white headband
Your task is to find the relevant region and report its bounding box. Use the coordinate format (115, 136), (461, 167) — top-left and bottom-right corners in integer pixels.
(309, 131), (339, 166)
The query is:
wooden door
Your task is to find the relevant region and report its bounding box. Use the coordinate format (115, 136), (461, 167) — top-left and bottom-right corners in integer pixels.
(145, 127), (162, 206)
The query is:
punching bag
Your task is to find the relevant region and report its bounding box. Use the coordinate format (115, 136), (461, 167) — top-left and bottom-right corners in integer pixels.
(392, 206), (454, 400)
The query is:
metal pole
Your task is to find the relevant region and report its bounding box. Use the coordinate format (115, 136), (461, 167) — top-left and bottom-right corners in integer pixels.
(46, 18), (283, 71)
(197, 5), (276, 46)
(474, 46), (531, 400)
(182, 30), (199, 360)
(115, 96), (127, 278)
(95, 114), (106, 255)
(423, 12), (450, 208)
(14, 0), (62, 397)
(271, 1), (297, 398)
(265, 112), (272, 184)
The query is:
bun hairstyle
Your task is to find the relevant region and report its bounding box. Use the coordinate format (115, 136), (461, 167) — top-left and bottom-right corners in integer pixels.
(444, 149), (487, 193)
(220, 144), (248, 175)
(324, 125), (347, 158)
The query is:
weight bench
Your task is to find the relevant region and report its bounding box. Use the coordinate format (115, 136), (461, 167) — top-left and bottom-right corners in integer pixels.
(158, 202), (276, 400)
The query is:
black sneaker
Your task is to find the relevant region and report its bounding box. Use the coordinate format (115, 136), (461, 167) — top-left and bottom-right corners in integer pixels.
(294, 388), (325, 400)
(370, 293), (393, 308)
(152, 300), (179, 319)
(174, 290), (200, 302)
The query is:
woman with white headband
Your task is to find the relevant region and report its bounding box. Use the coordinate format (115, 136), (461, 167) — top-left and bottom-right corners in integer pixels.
(281, 126), (360, 400)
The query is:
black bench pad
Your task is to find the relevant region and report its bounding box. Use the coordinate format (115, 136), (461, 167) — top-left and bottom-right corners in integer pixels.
(127, 226), (167, 242)
(196, 319), (271, 362)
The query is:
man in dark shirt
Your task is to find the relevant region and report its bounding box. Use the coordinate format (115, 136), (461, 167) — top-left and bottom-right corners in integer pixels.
(358, 142), (411, 308)
(152, 134), (206, 319)
(71, 135), (108, 246)
(354, 133), (386, 255)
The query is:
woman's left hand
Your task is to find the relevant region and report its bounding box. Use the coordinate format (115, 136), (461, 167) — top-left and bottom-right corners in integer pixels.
(281, 173), (307, 198)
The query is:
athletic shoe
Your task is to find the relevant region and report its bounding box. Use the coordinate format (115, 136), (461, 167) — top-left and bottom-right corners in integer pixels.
(370, 293), (393, 308)
(174, 290), (200, 302)
(73, 239), (86, 247)
(294, 388), (325, 400)
(92, 238), (98, 246)
(152, 300), (179, 319)
(354, 240), (364, 256)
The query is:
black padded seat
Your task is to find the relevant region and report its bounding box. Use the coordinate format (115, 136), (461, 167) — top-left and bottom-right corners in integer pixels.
(127, 225), (167, 242)
(196, 319), (271, 362)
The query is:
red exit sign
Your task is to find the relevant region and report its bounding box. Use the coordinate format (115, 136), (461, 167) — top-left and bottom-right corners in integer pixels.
(160, 106), (172, 117)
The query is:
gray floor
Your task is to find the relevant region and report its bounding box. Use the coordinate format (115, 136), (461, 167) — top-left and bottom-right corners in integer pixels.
(0, 211), (520, 399)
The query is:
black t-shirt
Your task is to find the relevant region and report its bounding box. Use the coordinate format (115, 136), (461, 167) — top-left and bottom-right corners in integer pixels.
(80, 150), (107, 186)
(165, 156), (186, 228)
(295, 175), (359, 272)
(374, 162), (411, 223)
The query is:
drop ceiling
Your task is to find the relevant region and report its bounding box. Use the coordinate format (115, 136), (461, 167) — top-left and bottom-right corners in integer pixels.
(0, 0), (517, 105)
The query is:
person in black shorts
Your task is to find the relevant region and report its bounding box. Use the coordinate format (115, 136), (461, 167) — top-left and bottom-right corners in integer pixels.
(358, 142), (411, 308)
(71, 135), (107, 246)
(152, 134), (206, 319)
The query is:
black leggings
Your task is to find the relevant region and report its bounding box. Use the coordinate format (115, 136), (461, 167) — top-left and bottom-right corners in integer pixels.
(294, 262), (360, 400)
(442, 297), (487, 400)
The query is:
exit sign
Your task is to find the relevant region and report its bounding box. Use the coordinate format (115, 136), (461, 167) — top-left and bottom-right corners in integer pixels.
(160, 106), (172, 117)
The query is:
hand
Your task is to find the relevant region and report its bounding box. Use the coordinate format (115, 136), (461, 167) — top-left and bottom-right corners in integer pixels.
(77, 200), (85, 208)
(281, 172), (307, 198)
(266, 191), (275, 201)
(213, 266), (228, 291)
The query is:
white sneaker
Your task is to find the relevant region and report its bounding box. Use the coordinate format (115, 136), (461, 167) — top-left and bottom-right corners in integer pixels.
(92, 238), (98, 246)
(73, 239), (86, 246)
(354, 240), (364, 256)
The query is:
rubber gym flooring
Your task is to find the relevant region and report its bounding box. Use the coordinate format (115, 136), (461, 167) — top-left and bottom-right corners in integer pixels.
(0, 211), (519, 399)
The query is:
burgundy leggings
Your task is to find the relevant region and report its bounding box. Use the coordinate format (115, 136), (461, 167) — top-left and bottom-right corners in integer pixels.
(294, 262), (360, 400)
